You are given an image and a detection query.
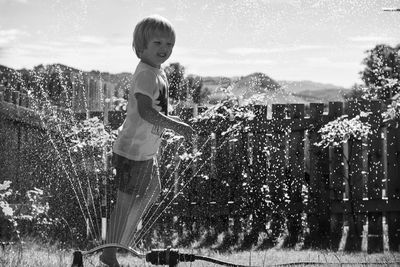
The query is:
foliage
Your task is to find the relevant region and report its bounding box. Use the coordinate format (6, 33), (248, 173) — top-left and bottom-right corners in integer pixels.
(65, 116), (117, 155)
(192, 95), (255, 139)
(0, 180), (14, 218)
(315, 113), (371, 148)
(165, 62), (187, 101)
(0, 181), (50, 240)
(165, 63), (210, 106)
(383, 98), (400, 122)
(187, 75), (204, 104)
(360, 44), (400, 100)
(343, 84), (372, 101)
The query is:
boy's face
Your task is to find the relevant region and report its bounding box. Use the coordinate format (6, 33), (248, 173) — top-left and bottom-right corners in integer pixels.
(140, 30), (175, 69)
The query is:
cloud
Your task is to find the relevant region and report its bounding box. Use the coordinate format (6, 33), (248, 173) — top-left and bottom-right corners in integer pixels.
(305, 56), (361, 70)
(174, 55), (275, 67)
(76, 35), (107, 45)
(5, 0), (28, 3)
(226, 45), (328, 56)
(0, 29), (28, 46)
(173, 46), (219, 57)
(0, 35), (135, 73)
(154, 7), (166, 12)
(348, 35), (396, 43)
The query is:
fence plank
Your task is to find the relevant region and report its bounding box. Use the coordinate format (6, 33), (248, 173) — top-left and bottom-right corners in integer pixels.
(285, 104), (305, 246)
(344, 100), (364, 251)
(367, 101), (384, 201)
(268, 104), (288, 242)
(368, 212), (383, 253)
(386, 124), (400, 199)
(328, 102), (344, 250)
(386, 123), (400, 251)
(307, 103), (330, 246)
(364, 101), (386, 252)
(388, 211), (400, 251)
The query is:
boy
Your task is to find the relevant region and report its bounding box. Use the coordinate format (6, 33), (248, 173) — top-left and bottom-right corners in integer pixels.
(100, 15), (194, 267)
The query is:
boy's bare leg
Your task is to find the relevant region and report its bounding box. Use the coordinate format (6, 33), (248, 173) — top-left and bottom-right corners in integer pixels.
(120, 177), (161, 245)
(99, 247), (119, 267)
(100, 191), (132, 267)
(100, 157), (159, 265)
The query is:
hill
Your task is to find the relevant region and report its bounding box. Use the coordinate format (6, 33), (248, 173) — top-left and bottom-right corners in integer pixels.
(278, 80), (348, 93)
(292, 88), (349, 103)
(200, 73), (348, 104)
(231, 72), (280, 98)
(1, 63), (350, 105)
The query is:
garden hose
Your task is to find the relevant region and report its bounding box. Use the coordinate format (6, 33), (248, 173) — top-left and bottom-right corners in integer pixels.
(71, 247), (248, 267)
(146, 247), (248, 267)
(72, 247), (400, 267)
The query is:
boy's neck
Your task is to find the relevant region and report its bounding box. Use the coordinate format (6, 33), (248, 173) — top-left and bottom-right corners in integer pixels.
(140, 59), (160, 69)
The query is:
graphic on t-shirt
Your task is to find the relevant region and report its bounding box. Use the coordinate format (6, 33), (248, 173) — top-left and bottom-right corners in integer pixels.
(155, 85), (168, 115)
(152, 84), (168, 136)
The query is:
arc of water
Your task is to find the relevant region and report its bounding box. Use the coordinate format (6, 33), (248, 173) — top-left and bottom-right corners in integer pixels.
(64, 113), (103, 241)
(131, 134), (221, 246)
(131, 115), (237, 242)
(4, 71), (113, 242)
(13, 81), (102, 241)
(108, 159), (153, 245)
(41, 87), (102, 241)
(36, 108), (93, 238)
(132, 119), (246, 246)
(132, 134), (233, 247)
(122, 139), (187, 245)
(130, 136), (207, 233)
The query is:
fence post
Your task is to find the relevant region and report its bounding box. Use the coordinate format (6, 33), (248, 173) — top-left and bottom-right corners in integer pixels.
(0, 85), (4, 102)
(269, 104), (288, 243)
(307, 103), (330, 247)
(386, 117), (400, 251)
(4, 87), (11, 102)
(248, 105), (270, 244)
(328, 102), (345, 250)
(12, 91), (20, 106)
(285, 104), (305, 247)
(364, 100), (385, 253)
(342, 100), (368, 251)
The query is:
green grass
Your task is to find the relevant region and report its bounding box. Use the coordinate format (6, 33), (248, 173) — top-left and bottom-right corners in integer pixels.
(1, 240), (400, 267)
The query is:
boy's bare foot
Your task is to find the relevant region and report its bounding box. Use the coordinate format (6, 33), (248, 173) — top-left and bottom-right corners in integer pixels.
(99, 253), (120, 267)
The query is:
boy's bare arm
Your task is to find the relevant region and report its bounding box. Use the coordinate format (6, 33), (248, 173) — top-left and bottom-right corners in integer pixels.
(135, 93), (194, 139)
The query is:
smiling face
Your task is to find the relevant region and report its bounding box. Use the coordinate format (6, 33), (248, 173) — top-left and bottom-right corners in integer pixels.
(140, 30), (175, 69)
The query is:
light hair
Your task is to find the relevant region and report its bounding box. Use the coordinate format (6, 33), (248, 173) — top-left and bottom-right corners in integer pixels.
(132, 15), (175, 58)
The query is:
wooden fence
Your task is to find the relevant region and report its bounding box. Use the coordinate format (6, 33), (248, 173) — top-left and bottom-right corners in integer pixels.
(163, 101), (400, 252)
(1, 86), (400, 252)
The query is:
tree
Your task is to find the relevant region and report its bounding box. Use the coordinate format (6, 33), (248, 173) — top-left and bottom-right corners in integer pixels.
(165, 62), (187, 101)
(343, 84), (369, 101)
(360, 44), (400, 100)
(187, 75), (203, 104)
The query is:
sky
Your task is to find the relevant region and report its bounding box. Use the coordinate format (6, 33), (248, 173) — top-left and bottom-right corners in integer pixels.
(0, 0), (399, 88)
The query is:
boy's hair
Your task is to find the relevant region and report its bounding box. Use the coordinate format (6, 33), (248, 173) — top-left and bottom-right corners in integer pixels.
(132, 15), (175, 58)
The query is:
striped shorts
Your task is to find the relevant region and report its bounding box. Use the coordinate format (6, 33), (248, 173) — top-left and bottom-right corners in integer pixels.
(112, 153), (160, 195)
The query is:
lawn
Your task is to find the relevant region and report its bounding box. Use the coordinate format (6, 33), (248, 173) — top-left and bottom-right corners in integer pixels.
(1, 240), (400, 267)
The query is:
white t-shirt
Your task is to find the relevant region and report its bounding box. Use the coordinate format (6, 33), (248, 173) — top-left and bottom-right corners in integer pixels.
(113, 62), (169, 161)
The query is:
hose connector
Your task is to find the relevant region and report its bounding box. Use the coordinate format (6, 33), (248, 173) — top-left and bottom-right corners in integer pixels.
(146, 247), (195, 267)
